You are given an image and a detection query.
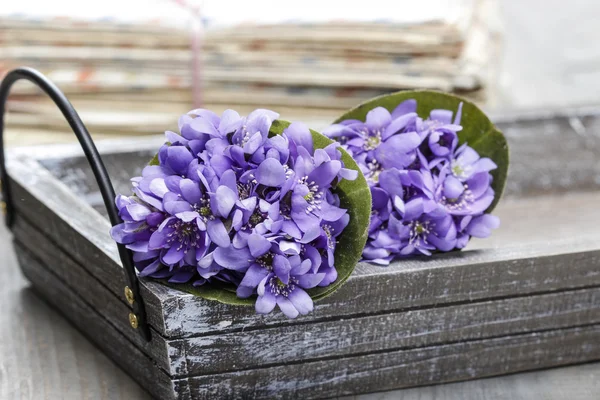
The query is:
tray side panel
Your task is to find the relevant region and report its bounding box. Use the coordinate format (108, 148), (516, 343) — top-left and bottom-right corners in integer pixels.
(12, 214), (600, 377)
(9, 166), (600, 338)
(15, 233), (600, 399)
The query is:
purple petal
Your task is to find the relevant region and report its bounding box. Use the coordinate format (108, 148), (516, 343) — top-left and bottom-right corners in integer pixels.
(190, 116), (219, 136)
(209, 154), (232, 177)
(279, 240), (301, 255)
(162, 246), (185, 265)
(149, 178), (169, 198)
(383, 112), (417, 140)
(404, 198), (424, 220)
(308, 160), (341, 187)
(339, 168), (358, 180)
(166, 146), (194, 175)
(430, 109), (453, 124)
(378, 168), (403, 199)
(169, 270), (195, 284)
(126, 203), (152, 221)
(255, 290), (277, 314)
(466, 214), (500, 238)
(213, 246), (251, 270)
(215, 186), (237, 218)
(248, 234), (272, 258)
(468, 172), (491, 198)
(285, 122), (314, 154)
(474, 158), (497, 174)
(291, 259), (312, 276)
(297, 272), (326, 289)
(219, 109), (242, 134)
(276, 296), (299, 319)
(391, 99), (417, 119)
(453, 102), (463, 125)
(444, 176), (465, 199)
(255, 158), (286, 187)
(139, 260), (163, 277)
(179, 179), (202, 204)
(244, 131), (264, 154)
(366, 107), (392, 130)
(273, 255), (291, 284)
(320, 201), (347, 222)
(238, 264), (269, 297)
(288, 289), (313, 315)
(164, 200), (192, 215)
(207, 219), (230, 247)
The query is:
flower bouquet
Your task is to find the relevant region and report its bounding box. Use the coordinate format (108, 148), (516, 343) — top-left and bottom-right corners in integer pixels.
(110, 91), (507, 319)
(325, 91), (507, 264)
(111, 109), (371, 318)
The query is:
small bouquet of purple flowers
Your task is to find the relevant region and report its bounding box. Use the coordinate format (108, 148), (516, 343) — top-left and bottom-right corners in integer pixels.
(325, 92), (507, 264)
(111, 109), (370, 318)
(110, 91), (506, 318)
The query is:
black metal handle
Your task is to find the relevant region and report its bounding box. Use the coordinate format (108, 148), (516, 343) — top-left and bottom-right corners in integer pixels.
(0, 67), (151, 342)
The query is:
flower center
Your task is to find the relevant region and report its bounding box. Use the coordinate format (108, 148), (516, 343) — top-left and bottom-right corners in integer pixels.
(249, 208), (267, 227)
(365, 160), (382, 184)
(268, 276), (298, 297)
(237, 126), (259, 147)
(257, 252), (274, 270)
(363, 130), (382, 151)
(409, 220), (433, 246)
(298, 176), (322, 214)
(451, 159), (471, 180)
(323, 224), (336, 249)
(167, 220), (202, 252)
(237, 182), (253, 200)
(441, 182), (475, 211)
(193, 196), (212, 220)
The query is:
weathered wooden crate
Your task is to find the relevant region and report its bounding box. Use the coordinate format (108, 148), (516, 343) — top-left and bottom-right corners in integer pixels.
(6, 107), (600, 399)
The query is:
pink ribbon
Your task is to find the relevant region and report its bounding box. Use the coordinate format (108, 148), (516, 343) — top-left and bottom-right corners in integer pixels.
(169, 0), (204, 108)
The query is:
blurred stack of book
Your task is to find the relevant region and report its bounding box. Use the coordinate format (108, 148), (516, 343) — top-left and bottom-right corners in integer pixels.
(0, 0), (499, 144)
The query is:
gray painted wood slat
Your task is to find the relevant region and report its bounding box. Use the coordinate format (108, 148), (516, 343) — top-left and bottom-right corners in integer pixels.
(184, 324), (600, 399)
(8, 155), (600, 339)
(11, 214), (600, 377)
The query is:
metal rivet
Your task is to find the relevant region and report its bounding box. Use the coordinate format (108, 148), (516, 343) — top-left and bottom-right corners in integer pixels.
(124, 286), (135, 305)
(129, 313), (139, 329)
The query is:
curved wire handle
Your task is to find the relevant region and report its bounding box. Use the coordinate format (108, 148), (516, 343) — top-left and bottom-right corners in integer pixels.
(0, 67), (151, 341)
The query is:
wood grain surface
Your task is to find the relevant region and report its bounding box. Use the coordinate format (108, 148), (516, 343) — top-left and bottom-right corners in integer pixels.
(3, 219), (600, 399)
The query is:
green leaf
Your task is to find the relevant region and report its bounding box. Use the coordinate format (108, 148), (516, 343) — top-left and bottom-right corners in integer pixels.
(333, 90), (509, 212)
(151, 120), (371, 306)
(148, 153), (159, 166)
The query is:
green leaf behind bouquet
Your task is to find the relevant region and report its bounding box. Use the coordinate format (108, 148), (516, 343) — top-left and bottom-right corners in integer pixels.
(333, 90), (509, 212)
(150, 120), (371, 305)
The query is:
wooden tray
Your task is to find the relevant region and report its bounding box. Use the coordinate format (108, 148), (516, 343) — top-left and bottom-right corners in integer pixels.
(6, 107), (600, 399)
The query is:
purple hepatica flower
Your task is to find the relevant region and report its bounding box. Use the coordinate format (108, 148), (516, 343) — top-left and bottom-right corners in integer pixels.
(327, 99), (499, 264)
(324, 107), (422, 174)
(450, 143), (498, 182)
(256, 255), (325, 319)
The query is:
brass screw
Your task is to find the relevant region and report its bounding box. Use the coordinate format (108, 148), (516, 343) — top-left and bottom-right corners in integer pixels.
(124, 286), (135, 305)
(129, 313), (139, 329)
